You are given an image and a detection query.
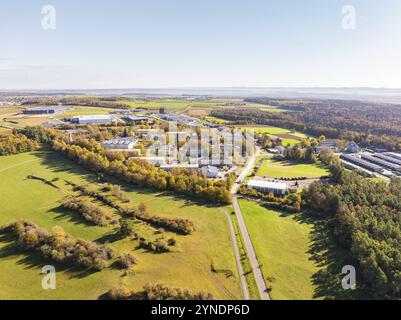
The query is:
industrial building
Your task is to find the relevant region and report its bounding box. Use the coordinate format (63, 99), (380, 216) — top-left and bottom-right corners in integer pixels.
(71, 114), (115, 124)
(22, 106), (68, 115)
(361, 154), (400, 171)
(373, 153), (401, 166)
(340, 154), (384, 172)
(101, 138), (138, 150)
(384, 152), (401, 161)
(247, 180), (288, 195)
(123, 115), (151, 124)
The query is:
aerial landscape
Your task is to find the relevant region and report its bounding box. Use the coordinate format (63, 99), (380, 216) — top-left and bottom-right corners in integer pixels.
(0, 0), (400, 311)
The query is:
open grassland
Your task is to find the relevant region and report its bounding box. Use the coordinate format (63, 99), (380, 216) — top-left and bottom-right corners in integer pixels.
(233, 125), (308, 146)
(56, 106), (120, 118)
(0, 150), (241, 300)
(257, 159), (330, 179)
(238, 200), (369, 300)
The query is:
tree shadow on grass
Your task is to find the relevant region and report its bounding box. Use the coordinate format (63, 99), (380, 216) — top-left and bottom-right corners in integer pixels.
(291, 213), (371, 300)
(36, 148), (222, 209)
(50, 205), (95, 227)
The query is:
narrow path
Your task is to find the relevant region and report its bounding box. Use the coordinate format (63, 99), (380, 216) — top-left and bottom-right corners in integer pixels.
(0, 159), (39, 173)
(222, 209), (250, 300)
(231, 147), (271, 300)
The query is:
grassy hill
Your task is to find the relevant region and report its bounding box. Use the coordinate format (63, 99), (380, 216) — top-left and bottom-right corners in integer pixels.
(0, 150), (241, 300)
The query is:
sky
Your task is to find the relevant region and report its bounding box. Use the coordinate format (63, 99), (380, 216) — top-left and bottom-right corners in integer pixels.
(0, 0), (401, 89)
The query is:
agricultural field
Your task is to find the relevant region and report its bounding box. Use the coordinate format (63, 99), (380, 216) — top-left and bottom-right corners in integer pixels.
(0, 150), (241, 300)
(233, 125), (308, 146)
(56, 106), (121, 118)
(238, 199), (367, 300)
(257, 158), (330, 179)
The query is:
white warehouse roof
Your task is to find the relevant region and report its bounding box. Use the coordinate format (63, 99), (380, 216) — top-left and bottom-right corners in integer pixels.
(72, 114), (114, 121)
(247, 180), (288, 191)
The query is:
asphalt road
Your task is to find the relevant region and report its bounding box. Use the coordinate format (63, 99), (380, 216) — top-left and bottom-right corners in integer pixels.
(223, 210), (250, 300)
(231, 148), (271, 300)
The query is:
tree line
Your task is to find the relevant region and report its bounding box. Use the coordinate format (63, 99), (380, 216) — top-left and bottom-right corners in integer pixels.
(52, 138), (232, 204)
(107, 283), (213, 300)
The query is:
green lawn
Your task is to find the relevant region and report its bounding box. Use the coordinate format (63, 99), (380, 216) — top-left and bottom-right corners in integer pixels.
(257, 159), (330, 179)
(57, 106), (120, 117)
(0, 150), (241, 300)
(238, 200), (370, 300)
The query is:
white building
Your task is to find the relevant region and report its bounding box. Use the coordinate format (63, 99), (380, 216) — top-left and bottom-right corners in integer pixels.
(201, 165), (219, 178)
(247, 180), (287, 195)
(101, 138), (138, 150)
(71, 114), (115, 124)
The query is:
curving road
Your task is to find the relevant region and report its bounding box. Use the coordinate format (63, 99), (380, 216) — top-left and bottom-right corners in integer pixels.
(231, 148), (271, 300)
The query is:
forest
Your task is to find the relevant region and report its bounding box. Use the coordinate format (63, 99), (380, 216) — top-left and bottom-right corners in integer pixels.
(302, 170), (401, 299)
(212, 99), (401, 150)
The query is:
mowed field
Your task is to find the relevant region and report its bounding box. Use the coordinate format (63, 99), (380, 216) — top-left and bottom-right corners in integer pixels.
(0, 150), (241, 300)
(233, 125), (307, 146)
(257, 158), (330, 179)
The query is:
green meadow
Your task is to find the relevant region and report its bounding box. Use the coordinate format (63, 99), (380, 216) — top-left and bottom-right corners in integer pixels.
(257, 158), (330, 179)
(0, 150), (241, 300)
(238, 200), (369, 300)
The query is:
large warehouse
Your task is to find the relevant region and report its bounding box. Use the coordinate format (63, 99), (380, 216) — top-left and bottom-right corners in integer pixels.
(22, 106), (68, 115)
(247, 180), (288, 195)
(340, 154), (384, 172)
(71, 114), (115, 124)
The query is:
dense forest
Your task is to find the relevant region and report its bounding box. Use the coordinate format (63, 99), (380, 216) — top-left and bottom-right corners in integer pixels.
(303, 170), (401, 299)
(212, 99), (401, 150)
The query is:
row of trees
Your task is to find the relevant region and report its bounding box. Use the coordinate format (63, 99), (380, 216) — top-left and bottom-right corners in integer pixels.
(302, 171), (401, 299)
(107, 283), (213, 300)
(124, 203), (195, 235)
(1, 221), (114, 270)
(52, 139), (232, 204)
(62, 197), (118, 227)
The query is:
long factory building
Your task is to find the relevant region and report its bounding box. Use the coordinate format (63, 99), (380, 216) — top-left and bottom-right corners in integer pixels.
(361, 154), (401, 172)
(340, 154), (384, 172)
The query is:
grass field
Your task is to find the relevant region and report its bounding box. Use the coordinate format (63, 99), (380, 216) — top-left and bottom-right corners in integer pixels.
(233, 126), (308, 146)
(56, 106), (120, 118)
(238, 200), (369, 300)
(257, 159), (330, 179)
(0, 150), (241, 300)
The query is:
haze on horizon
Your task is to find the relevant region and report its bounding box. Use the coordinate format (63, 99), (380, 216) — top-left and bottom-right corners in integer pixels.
(1, 0), (401, 90)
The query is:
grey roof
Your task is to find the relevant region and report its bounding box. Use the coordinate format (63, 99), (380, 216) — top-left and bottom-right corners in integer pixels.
(102, 138), (137, 146)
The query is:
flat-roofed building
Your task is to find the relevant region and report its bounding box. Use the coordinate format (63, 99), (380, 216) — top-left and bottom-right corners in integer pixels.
(123, 115), (151, 124)
(23, 106), (68, 115)
(71, 114), (115, 124)
(101, 138), (138, 150)
(247, 180), (288, 195)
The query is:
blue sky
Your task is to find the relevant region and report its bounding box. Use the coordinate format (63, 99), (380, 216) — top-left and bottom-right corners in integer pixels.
(0, 0), (401, 89)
